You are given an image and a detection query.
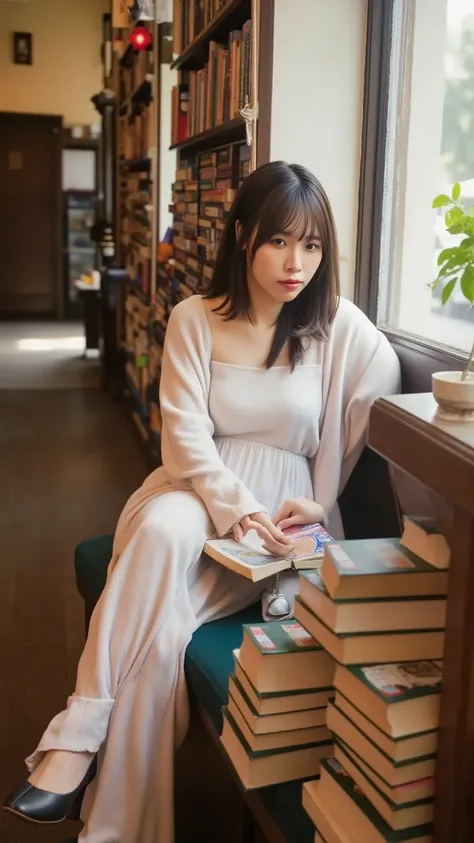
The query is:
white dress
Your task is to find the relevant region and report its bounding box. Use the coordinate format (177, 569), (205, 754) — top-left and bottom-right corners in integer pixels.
(25, 295), (401, 843)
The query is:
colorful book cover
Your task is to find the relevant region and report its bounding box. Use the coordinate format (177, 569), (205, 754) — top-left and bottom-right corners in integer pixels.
(243, 620), (323, 654)
(282, 522), (333, 560)
(321, 757), (433, 841)
(347, 662), (442, 702)
(325, 539), (447, 578)
(206, 522), (333, 570)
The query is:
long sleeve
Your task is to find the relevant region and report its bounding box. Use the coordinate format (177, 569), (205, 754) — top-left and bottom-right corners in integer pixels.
(311, 299), (401, 533)
(159, 298), (266, 537)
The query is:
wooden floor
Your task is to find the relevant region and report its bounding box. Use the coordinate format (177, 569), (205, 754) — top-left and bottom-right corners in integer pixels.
(0, 387), (147, 843)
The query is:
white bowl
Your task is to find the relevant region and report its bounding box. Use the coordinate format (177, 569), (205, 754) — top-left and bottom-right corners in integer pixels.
(432, 370), (474, 422)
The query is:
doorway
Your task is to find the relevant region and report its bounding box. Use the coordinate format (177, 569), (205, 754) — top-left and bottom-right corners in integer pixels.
(0, 112), (62, 317)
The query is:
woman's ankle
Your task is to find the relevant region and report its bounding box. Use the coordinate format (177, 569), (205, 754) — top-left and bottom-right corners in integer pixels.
(28, 750), (95, 794)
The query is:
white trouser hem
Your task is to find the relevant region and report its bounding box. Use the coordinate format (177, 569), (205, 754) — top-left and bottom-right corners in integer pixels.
(25, 695), (114, 773)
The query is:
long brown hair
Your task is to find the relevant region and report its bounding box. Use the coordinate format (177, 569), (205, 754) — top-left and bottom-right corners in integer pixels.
(203, 160), (340, 370)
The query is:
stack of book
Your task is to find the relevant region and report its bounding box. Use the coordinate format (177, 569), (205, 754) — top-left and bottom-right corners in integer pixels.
(169, 159), (200, 305)
(197, 145), (236, 264)
(169, 143), (243, 303)
(298, 536), (448, 842)
(123, 290), (150, 418)
(221, 621), (334, 789)
(220, 619), (335, 790)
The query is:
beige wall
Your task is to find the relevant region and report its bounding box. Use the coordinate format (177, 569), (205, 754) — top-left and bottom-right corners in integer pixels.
(270, 0), (367, 300)
(0, 0), (110, 126)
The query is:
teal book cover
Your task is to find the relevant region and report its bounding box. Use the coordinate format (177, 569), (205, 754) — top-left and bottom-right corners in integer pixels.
(243, 620), (322, 654)
(347, 662), (442, 702)
(325, 539), (445, 577)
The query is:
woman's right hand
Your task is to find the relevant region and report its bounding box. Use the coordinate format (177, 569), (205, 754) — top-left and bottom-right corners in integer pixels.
(232, 512), (295, 556)
(272, 497), (326, 530)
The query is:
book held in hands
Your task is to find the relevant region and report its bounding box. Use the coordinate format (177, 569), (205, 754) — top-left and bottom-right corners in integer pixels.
(204, 522), (333, 582)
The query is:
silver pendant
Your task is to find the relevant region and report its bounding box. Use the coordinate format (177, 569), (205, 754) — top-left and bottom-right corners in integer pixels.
(265, 593), (292, 619)
(239, 98), (258, 147)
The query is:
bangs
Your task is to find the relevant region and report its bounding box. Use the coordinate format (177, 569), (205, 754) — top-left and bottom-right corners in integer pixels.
(250, 181), (323, 257)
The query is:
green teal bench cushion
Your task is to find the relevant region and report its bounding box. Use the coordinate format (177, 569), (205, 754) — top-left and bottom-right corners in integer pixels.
(74, 536), (314, 843)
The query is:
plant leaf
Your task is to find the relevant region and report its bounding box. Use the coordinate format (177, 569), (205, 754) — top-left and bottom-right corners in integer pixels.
(447, 224), (463, 235)
(465, 218), (474, 236)
(460, 265), (474, 304)
(441, 277), (457, 305)
(452, 182), (461, 201)
(432, 194), (452, 208)
(445, 206), (464, 227)
(437, 247), (457, 265)
(438, 254), (466, 278)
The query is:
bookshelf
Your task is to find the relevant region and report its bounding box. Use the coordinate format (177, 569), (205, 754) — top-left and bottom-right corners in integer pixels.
(111, 0), (274, 460)
(108, 17), (160, 457)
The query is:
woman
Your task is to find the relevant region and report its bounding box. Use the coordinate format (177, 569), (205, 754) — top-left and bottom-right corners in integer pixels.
(5, 161), (400, 841)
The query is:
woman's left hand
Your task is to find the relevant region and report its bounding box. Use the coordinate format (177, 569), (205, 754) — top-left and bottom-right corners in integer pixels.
(273, 497), (326, 531)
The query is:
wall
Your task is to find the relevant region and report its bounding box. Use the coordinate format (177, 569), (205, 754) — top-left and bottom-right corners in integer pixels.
(270, 0), (368, 299)
(0, 0), (109, 126)
(159, 63), (177, 241)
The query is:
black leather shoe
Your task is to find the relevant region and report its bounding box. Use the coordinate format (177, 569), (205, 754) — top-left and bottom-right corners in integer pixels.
(4, 764), (95, 825)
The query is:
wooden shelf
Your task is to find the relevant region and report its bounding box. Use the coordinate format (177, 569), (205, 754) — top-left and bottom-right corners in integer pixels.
(170, 117), (246, 154)
(171, 0), (251, 71)
(120, 155), (152, 173)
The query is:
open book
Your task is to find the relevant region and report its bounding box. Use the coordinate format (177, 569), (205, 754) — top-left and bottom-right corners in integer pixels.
(203, 522), (334, 582)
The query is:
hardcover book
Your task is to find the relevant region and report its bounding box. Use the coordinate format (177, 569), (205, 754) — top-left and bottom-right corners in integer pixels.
(320, 538), (448, 600)
(334, 661), (442, 738)
(299, 570), (446, 634)
(294, 597), (444, 665)
(239, 619), (335, 693)
(400, 516), (450, 570)
(220, 707), (333, 789)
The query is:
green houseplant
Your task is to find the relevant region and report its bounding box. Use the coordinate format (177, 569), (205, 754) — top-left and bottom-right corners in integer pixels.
(429, 183), (474, 420)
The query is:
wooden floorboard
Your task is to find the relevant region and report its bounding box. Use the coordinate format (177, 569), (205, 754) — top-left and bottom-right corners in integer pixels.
(0, 389), (147, 843)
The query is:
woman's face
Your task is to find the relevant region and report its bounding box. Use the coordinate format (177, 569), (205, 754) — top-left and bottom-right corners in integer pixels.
(248, 223), (323, 305)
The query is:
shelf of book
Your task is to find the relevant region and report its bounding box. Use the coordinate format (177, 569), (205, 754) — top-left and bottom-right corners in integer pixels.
(171, 0), (251, 72)
(110, 19), (159, 442)
(170, 116), (246, 153)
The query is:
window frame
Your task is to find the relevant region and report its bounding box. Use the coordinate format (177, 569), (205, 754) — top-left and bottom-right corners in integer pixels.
(355, 0), (469, 385)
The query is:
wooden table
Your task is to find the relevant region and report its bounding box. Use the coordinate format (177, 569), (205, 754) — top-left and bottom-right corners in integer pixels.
(368, 392), (474, 843)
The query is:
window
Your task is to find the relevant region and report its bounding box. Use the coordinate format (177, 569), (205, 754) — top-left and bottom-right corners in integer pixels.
(377, 0), (474, 355)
